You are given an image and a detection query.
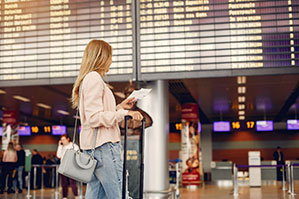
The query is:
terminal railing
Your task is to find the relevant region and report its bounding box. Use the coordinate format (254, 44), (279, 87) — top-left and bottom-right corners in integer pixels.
(233, 163), (298, 196)
(26, 164), (84, 199)
(5, 162), (297, 198)
(29, 163), (178, 199)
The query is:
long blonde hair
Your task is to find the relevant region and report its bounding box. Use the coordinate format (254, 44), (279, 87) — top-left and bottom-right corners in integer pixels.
(71, 40), (112, 108)
(6, 142), (16, 157)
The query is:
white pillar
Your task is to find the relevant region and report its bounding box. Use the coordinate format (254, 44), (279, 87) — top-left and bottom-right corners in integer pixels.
(138, 80), (170, 198)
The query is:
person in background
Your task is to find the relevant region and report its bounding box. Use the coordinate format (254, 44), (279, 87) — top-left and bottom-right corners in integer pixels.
(44, 154), (56, 188)
(56, 134), (79, 199)
(0, 142), (17, 194)
(273, 146), (284, 181)
(30, 149), (43, 189)
(14, 144), (25, 193)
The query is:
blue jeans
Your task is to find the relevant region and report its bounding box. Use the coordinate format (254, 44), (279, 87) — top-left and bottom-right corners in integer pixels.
(13, 166), (23, 191)
(17, 166), (23, 190)
(84, 142), (123, 199)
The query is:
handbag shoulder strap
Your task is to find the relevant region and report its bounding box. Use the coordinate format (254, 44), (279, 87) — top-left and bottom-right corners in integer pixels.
(72, 83), (98, 157)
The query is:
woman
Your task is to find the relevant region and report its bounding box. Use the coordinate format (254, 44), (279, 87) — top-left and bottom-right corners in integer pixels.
(0, 142), (17, 194)
(56, 134), (79, 199)
(71, 40), (143, 199)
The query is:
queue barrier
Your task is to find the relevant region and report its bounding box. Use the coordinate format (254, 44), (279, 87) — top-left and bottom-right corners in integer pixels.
(26, 164), (84, 199)
(233, 163), (298, 196)
(29, 162), (180, 199)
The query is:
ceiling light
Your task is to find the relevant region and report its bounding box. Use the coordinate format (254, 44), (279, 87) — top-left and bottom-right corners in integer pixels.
(239, 116), (245, 120)
(57, 110), (70, 115)
(238, 111), (245, 115)
(237, 76), (246, 84)
(13, 95), (30, 102)
(238, 96), (246, 103)
(238, 104), (245, 110)
(37, 103), (52, 109)
(238, 86), (246, 94)
(0, 89), (6, 94)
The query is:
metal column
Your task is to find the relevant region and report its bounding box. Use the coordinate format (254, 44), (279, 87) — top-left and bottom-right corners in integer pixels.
(233, 164), (239, 196)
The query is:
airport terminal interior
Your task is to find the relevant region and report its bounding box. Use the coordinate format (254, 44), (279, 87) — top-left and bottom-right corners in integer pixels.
(0, 0), (299, 198)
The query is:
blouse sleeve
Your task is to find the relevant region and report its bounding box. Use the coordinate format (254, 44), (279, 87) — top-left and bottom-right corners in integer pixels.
(82, 72), (128, 128)
(56, 145), (63, 159)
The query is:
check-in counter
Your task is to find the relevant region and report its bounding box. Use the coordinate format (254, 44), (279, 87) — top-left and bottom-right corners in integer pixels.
(293, 160), (299, 180)
(211, 161), (232, 181)
(261, 161), (277, 180)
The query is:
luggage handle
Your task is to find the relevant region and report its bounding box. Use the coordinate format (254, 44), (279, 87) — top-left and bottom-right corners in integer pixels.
(122, 115), (132, 199)
(122, 116), (146, 199)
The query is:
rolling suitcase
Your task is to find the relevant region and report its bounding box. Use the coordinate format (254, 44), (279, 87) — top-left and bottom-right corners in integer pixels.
(122, 116), (146, 199)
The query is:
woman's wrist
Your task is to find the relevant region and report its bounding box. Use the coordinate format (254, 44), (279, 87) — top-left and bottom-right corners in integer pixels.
(116, 104), (124, 110)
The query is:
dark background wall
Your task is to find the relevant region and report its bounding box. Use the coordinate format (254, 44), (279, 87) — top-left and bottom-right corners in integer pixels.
(169, 131), (299, 165)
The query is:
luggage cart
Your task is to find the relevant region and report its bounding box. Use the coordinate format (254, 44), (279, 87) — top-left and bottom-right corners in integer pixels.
(169, 159), (182, 199)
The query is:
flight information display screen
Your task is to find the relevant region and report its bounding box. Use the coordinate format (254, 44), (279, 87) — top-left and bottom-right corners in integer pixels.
(0, 0), (133, 80)
(140, 0), (299, 73)
(0, 0), (298, 80)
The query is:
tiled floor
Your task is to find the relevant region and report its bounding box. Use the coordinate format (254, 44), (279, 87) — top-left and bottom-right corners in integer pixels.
(0, 182), (298, 199)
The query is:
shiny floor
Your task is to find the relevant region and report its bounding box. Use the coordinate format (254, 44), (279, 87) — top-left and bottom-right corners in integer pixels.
(0, 182), (298, 199)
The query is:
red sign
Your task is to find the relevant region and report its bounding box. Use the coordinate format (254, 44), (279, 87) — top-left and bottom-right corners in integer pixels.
(182, 172), (201, 186)
(181, 103), (199, 121)
(3, 110), (18, 125)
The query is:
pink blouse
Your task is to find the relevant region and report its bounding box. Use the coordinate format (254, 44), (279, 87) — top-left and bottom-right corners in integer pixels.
(79, 71), (128, 150)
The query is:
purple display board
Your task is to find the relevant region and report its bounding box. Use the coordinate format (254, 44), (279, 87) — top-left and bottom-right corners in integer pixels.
(0, 127), (3, 136)
(287, 120), (299, 130)
(52, 125), (66, 136)
(18, 126), (31, 136)
(256, 121), (273, 131)
(213, 121), (231, 132)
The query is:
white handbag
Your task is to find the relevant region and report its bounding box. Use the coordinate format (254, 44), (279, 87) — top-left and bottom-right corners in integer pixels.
(58, 86), (97, 183)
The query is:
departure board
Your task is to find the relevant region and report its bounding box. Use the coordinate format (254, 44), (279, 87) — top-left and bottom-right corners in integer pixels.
(0, 0), (298, 81)
(140, 0), (299, 73)
(0, 0), (133, 80)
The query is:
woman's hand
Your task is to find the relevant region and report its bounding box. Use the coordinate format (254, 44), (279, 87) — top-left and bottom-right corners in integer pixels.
(120, 97), (136, 110)
(128, 110), (143, 121)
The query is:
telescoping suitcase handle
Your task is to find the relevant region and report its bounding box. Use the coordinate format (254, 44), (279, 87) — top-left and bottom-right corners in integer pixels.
(122, 115), (132, 199)
(122, 116), (146, 199)
(139, 117), (146, 199)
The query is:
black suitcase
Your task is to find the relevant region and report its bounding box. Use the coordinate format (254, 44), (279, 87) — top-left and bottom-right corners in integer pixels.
(122, 116), (146, 199)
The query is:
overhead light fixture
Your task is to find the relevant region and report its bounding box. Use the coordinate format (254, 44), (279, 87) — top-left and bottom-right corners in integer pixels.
(238, 104), (245, 110)
(13, 95), (30, 102)
(238, 96), (246, 103)
(239, 116), (245, 120)
(57, 110), (70, 115)
(37, 103), (52, 109)
(0, 89), (6, 94)
(237, 76), (246, 84)
(238, 111), (245, 115)
(238, 86), (246, 94)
